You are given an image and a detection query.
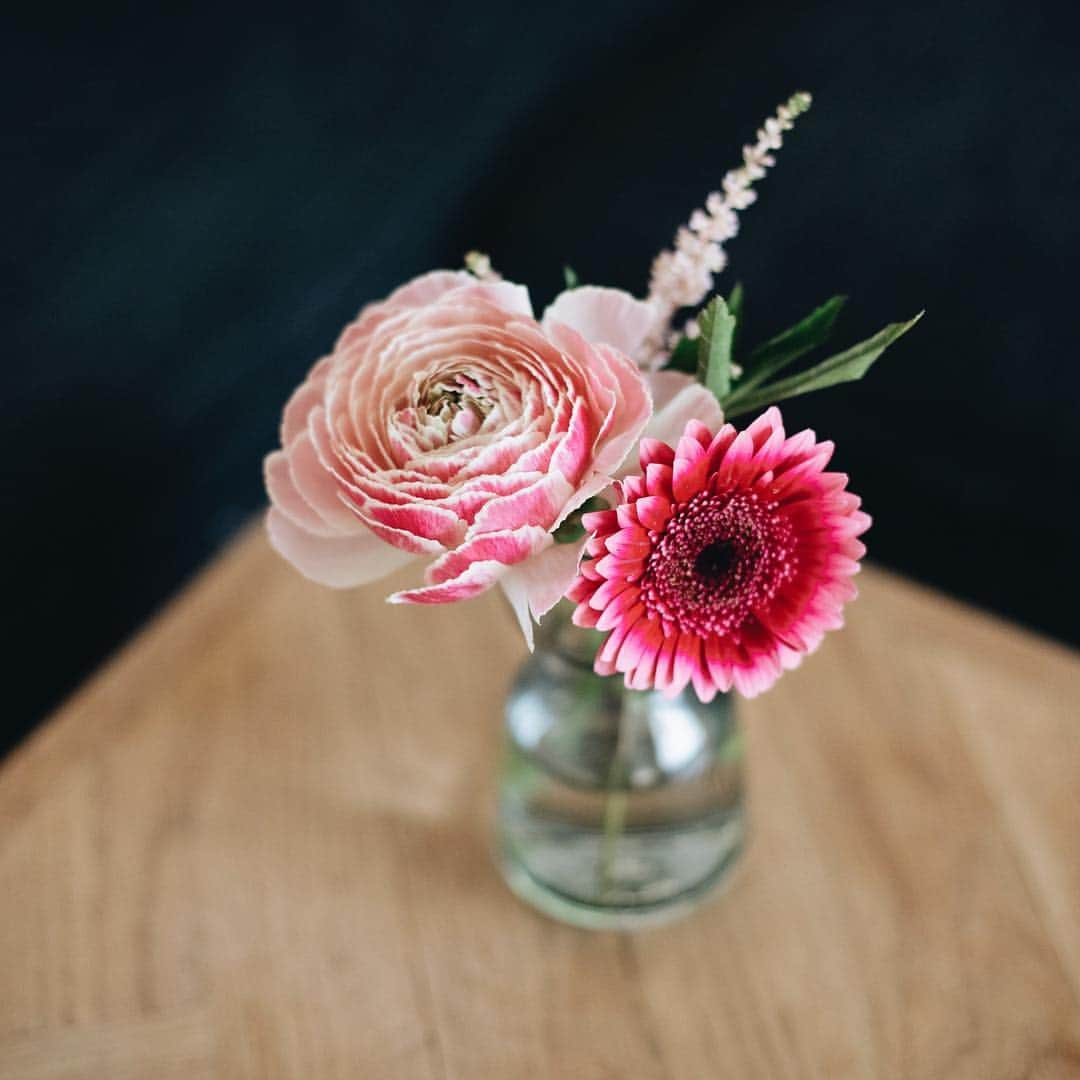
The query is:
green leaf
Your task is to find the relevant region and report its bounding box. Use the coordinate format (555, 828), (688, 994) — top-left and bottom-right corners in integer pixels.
(727, 296), (847, 404)
(724, 312), (924, 418)
(552, 495), (610, 544)
(663, 286), (743, 378)
(727, 281), (744, 352)
(553, 520), (587, 544)
(727, 281), (745, 324)
(697, 296), (737, 400)
(563, 265), (580, 290)
(665, 333), (699, 375)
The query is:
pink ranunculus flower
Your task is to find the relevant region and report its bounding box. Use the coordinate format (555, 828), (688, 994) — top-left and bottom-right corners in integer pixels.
(264, 271), (720, 643)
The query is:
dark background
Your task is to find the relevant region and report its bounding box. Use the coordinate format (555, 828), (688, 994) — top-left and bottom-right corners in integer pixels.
(4, 1), (1078, 752)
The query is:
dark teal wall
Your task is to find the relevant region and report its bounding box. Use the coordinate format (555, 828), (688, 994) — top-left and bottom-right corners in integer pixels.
(4, 0), (1077, 746)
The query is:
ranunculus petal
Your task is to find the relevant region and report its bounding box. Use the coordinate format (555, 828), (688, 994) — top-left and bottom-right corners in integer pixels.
(335, 271), (474, 351)
(500, 572), (536, 650)
(289, 429), (362, 530)
(427, 526), (549, 585)
(361, 501), (464, 546)
(281, 357), (331, 445)
(587, 345), (654, 478)
(264, 451), (340, 538)
(441, 281), (534, 319)
(542, 286), (656, 358)
(471, 472), (575, 533)
(266, 508), (414, 588)
(639, 373), (724, 451)
(384, 269), (475, 308)
(552, 474), (615, 532)
(502, 538), (585, 620)
(388, 559), (509, 605)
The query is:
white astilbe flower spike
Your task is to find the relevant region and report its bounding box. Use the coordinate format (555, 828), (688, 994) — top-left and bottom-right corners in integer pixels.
(642, 91), (812, 368)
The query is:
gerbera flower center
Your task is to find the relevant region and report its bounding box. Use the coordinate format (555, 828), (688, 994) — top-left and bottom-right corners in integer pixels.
(693, 539), (737, 584)
(640, 489), (798, 639)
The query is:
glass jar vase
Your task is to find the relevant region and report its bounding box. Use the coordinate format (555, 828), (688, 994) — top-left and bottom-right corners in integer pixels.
(496, 601), (746, 929)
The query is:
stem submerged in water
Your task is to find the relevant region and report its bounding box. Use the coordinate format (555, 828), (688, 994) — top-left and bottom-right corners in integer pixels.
(597, 694), (641, 898)
(598, 787), (627, 896)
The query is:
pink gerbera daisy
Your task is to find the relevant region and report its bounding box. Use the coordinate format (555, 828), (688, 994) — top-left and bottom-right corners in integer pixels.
(567, 407), (871, 700)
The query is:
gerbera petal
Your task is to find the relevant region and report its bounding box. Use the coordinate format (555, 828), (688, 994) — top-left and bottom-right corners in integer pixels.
(673, 434), (709, 502)
(645, 463), (674, 498)
(614, 616), (663, 674)
(635, 495), (672, 533)
(638, 437), (675, 469)
(596, 592), (643, 632)
(605, 527), (652, 559)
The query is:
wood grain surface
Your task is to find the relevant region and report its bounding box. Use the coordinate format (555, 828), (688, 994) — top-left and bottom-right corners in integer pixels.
(2, 526), (1078, 1079)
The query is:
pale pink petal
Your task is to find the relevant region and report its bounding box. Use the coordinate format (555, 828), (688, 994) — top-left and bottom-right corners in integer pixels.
(542, 324), (652, 479)
(499, 573), (536, 651)
(552, 474), (616, 532)
(440, 280), (533, 318)
(280, 356), (331, 445)
(266, 508), (414, 588)
(334, 272), (474, 351)
(587, 345), (653, 477)
(638, 374), (724, 453)
(289, 429), (362, 530)
(383, 269), (476, 309)
(549, 399), (592, 485)
(264, 451), (339, 538)
(502, 538), (585, 622)
(542, 286), (655, 357)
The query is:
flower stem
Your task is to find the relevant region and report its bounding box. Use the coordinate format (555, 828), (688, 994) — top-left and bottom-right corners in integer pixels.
(598, 787), (628, 897)
(597, 697), (639, 898)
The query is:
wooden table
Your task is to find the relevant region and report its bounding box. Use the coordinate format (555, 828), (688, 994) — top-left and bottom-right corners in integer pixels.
(2, 527), (1078, 1079)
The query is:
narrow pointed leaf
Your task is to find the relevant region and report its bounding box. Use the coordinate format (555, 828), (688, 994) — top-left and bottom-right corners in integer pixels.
(727, 281), (744, 352)
(724, 312), (923, 418)
(663, 285), (743, 377)
(697, 296), (736, 400)
(727, 295), (847, 404)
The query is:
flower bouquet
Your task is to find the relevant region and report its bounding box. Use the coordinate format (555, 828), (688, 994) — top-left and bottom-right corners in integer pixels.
(264, 92), (920, 927)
